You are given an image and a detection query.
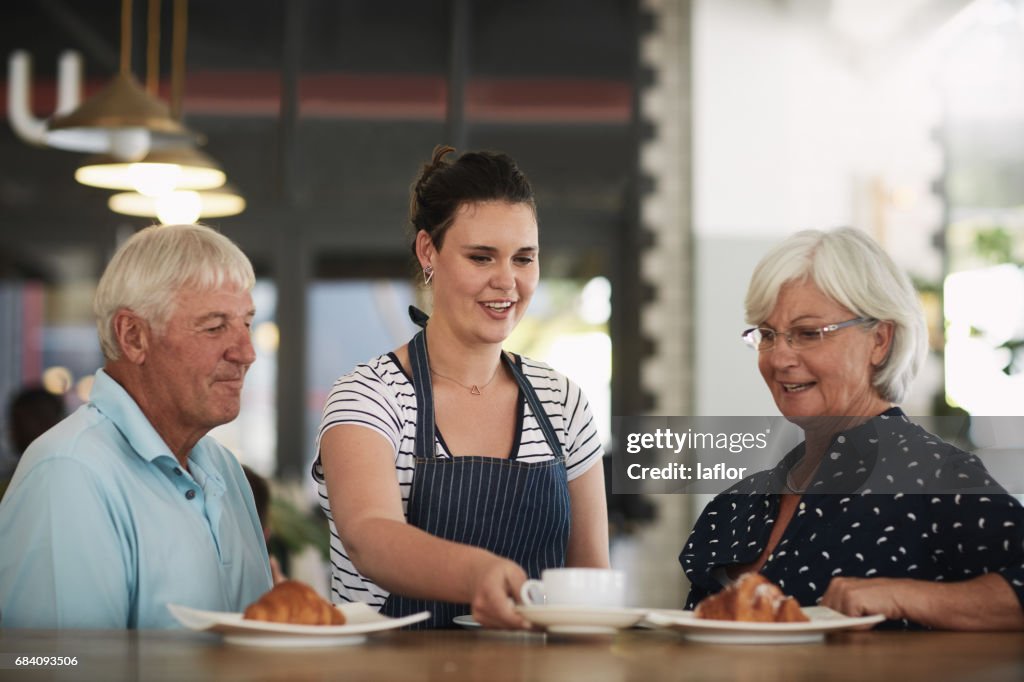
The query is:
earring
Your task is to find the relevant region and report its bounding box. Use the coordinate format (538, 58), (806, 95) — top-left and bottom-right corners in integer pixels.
(423, 265), (434, 286)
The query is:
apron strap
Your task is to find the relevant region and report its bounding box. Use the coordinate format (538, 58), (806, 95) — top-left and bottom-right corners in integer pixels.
(409, 330), (436, 459)
(407, 311), (564, 462)
(504, 355), (564, 462)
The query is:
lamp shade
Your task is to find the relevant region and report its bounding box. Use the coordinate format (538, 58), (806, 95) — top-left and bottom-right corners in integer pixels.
(109, 185), (246, 223)
(75, 146), (226, 195)
(46, 72), (196, 160)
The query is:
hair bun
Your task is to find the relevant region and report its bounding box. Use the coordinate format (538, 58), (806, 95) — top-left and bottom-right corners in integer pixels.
(415, 145), (456, 197)
(430, 144), (455, 167)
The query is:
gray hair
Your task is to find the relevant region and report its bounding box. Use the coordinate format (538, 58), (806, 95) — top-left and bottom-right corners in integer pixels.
(745, 227), (927, 403)
(94, 224), (255, 361)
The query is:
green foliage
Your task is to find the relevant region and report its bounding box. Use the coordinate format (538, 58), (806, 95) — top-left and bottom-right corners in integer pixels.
(972, 226), (1016, 265)
(269, 496), (330, 560)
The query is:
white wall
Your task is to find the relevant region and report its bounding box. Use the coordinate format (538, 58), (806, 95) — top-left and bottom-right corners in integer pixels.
(693, 0), (948, 416)
(695, 236), (781, 415)
(693, 0), (860, 238)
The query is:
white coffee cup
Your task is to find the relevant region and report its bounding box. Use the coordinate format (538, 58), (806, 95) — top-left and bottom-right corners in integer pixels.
(519, 568), (626, 608)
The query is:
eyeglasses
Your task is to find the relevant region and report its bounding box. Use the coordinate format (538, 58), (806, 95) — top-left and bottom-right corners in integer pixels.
(741, 317), (875, 351)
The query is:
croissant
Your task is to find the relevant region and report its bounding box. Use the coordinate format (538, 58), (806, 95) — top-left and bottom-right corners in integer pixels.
(695, 573), (808, 623)
(243, 580), (345, 625)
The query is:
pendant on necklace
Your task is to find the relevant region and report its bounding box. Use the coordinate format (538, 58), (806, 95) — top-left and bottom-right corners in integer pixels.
(470, 385), (481, 395)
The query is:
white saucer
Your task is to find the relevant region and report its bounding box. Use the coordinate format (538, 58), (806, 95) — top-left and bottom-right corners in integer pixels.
(452, 615), (481, 629)
(516, 605), (647, 633)
(452, 614), (546, 639)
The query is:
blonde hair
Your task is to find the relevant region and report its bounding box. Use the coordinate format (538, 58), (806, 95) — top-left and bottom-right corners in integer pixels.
(94, 224), (255, 360)
(745, 228), (927, 403)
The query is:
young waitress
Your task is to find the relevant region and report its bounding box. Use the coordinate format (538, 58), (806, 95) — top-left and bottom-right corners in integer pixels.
(313, 146), (609, 629)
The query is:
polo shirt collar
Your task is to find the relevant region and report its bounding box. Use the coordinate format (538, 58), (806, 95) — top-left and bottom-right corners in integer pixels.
(89, 369), (180, 465)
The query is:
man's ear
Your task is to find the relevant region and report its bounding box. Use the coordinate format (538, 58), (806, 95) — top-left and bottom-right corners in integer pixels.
(112, 309), (150, 365)
(414, 230), (437, 272)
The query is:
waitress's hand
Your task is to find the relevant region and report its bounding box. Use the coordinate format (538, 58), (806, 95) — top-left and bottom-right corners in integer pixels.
(469, 558), (531, 630)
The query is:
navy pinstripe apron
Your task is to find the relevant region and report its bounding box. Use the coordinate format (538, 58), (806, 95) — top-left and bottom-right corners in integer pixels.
(380, 318), (570, 629)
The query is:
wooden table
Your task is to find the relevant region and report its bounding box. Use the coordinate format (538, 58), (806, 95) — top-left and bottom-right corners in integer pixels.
(2, 628), (1023, 682)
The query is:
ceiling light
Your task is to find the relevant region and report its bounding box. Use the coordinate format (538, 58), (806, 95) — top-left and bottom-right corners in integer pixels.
(105, 0), (245, 223)
(75, 146), (226, 195)
(109, 185), (247, 223)
(42, 0), (196, 160)
(45, 72), (194, 159)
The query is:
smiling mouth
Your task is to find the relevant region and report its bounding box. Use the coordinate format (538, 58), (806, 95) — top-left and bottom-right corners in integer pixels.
(482, 301), (514, 311)
(782, 382), (815, 393)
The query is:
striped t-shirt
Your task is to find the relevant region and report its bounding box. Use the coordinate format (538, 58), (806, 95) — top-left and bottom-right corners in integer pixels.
(312, 351), (604, 609)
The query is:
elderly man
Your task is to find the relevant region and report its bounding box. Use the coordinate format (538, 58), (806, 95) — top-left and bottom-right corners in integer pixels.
(0, 224), (272, 628)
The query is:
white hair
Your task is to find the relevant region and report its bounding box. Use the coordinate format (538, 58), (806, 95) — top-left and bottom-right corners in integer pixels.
(93, 224), (255, 361)
(745, 227), (927, 403)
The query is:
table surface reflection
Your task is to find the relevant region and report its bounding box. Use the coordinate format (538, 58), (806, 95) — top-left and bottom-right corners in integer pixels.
(2, 627), (1023, 682)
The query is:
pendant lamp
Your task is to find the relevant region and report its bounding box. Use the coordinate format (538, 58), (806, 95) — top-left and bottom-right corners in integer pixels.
(76, 139), (226, 194)
(45, 0), (196, 160)
(109, 186), (246, 223)
(75, 0), (224, 192)
(106, 0), (246, 221)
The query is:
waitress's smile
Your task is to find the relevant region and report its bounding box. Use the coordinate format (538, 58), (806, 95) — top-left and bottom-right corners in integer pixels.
(480, 298), (516, 318)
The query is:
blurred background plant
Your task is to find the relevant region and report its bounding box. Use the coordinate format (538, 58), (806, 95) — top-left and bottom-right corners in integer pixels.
(269, 495), (331, 568)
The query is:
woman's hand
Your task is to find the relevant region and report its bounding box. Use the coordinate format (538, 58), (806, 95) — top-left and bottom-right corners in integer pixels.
(821, 576), (916, 621)
(822, 574), (1024, 630)
(468, 557), (531, 630)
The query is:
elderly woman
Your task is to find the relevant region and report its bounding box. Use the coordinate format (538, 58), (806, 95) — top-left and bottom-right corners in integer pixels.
(679, 227), (1024, 630)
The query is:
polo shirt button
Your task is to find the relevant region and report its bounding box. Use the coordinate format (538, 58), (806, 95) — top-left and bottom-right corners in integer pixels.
(185, 489), (196, 500)
(174, 468), (183, 476)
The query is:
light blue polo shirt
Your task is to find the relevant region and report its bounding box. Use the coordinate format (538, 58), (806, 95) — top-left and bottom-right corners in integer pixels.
(0, 370), (272, 629)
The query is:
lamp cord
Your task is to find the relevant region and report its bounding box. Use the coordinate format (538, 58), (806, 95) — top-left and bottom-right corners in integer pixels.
(120, 0), (132, 76)
(146, 0), (160, 95)
(170, 0), (188, 120)
(138, 0), (188, 120)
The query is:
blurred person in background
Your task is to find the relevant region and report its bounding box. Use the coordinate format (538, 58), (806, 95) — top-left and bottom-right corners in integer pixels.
(242, 464), (286, 584)
(0, 387), (67, 500)
(680, 227), (1024, 630)
(0, 224), (272, 628)
(314, 146), (609, 629)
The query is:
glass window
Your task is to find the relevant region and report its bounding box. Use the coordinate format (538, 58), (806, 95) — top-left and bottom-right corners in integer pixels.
(0, 278), (102, 467)
(305, 280), (420, 481)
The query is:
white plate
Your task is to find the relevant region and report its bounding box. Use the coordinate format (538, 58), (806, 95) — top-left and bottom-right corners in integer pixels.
(167, 602), (430, 647)
(644, 606), (885, 644)
(516, 605), (647, 634)
(452, 615), (481, 629)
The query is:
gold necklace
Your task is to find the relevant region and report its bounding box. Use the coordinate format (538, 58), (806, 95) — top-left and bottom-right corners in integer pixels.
(430, 364), (501, 396)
